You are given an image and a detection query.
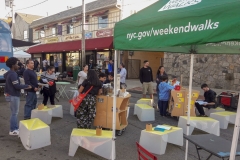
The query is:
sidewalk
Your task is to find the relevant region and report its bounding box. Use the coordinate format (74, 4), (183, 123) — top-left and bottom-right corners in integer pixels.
(59, 78), (238, 96)
(126, 79), (238, 96)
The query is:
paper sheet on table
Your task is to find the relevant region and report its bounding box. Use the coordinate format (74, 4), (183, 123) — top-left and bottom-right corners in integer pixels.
(155, 125), (172, 130)
(196, 101), (208, 105)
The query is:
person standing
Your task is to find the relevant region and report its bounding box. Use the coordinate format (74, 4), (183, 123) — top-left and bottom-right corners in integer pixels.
(4, 57), (31, 135)
(54, 59), (59, 73)
(33, 59), (39, 72)
(108, 60), (114, 74)
(42, 59), (48, 71)
(39, 66), (57, 105)
(158, 75), (174, 117)
(119, 63), (127, 88)
(139, 60), (153, 99)
(77, 64), (88, 87)
(156, 66), (168, 103)
(76, 70), (102, 129)
(23, 60), (39, 120)
(88, 59), (94, 70)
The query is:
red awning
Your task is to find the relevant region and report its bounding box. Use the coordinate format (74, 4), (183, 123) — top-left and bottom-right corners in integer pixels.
(27, 36), (113, 54)
(92, 10), (108, 17)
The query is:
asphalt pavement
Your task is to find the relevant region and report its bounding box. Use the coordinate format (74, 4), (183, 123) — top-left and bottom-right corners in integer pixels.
(0, 81), (239, 160)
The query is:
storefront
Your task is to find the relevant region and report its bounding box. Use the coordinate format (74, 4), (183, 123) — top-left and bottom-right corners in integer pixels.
(27, 36), (113, 75)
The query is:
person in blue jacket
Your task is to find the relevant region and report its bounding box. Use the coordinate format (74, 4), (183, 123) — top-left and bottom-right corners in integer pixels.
(4, 57), (31, 136)
(158, 75), (174, 117)
(108, 60), (114, 74)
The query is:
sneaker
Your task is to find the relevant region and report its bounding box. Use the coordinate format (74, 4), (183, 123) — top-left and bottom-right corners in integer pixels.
(9, 130), (19, 136)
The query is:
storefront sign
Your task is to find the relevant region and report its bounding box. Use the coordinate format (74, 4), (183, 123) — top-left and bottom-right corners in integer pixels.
(64, 34), (81, 41)
(85, 32), (92, 39)
(96, 29), (113, 38)
(45, 37), (59, 43)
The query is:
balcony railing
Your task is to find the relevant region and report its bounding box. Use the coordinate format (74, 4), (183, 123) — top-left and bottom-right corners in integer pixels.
(33, 10), (120, 44)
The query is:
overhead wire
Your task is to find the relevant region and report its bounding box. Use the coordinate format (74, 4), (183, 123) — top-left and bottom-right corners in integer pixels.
(14, 0), (48, 11)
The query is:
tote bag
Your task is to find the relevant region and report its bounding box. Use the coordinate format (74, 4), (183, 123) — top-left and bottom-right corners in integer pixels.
(69, 86), (93, 111)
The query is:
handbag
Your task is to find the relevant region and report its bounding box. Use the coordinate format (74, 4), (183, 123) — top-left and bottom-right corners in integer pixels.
(69, 86), (93, 111)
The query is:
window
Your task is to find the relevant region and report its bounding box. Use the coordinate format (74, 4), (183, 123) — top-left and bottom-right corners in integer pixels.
(98, 15), (108, 29)
(23, 30), (28, 40)
(52, 27), (56, 36)
(67, 24), (73, 34)
(57, 25), (62, 35)
(40, 30), (45, 38)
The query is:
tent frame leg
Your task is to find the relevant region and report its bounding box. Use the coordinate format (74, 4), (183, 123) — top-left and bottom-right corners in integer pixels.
(230, 93), (240, 160)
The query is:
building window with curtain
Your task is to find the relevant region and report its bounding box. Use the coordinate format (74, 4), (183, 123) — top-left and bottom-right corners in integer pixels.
(67, 24), (74, 34)
(52, 27), (56, 36)
(98, 15), (108, 29)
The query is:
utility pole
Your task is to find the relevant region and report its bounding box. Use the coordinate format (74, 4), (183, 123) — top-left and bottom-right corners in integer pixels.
(11, 0), (15, 38)
(81, 0), (86, 68)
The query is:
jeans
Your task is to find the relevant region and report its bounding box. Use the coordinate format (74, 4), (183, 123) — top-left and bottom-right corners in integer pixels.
(158, 100), (168, 116)
(24, 92), (37, 119)
(195, 103), (216, 115)
(9, 96), (20, 132)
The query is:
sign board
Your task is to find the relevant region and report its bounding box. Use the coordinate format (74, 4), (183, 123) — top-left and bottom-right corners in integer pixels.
(45, 37), (59, 44)
(85, 32), (92, 39)
(96, 29), (113, 38)
(64, 33), (92, 41)
(64, 34), (81, 41)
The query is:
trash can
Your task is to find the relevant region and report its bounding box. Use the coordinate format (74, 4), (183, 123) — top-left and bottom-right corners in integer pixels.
(73, 66), (80, 81)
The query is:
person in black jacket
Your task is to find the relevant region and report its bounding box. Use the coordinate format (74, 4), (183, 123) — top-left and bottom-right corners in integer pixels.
(156, 66), (167, 95)
(195, 84), (217, 117)
(39, 66), (57, 105)
(139, 60), (153, 99)
(4, 57), (31, 135)
(76, 70), (102, 129)
(23, 60), (39, 119)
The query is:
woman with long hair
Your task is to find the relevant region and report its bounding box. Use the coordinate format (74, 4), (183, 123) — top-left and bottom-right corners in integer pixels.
(77, 64), (88, 87)
(39, 66), (57, 105)
(156, 66), (167, 94)
(76, 70), (102, 129)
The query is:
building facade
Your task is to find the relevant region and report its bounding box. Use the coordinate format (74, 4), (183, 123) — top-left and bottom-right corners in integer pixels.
(27, 0), (163, 79)
(12, 12), (42, 42)
(28, 0), (120, 74)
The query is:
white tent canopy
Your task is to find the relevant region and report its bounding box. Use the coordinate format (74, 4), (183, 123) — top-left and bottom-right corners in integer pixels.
(13, 49), (31, 58)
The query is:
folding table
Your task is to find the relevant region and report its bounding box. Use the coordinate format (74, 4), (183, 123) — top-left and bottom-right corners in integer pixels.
(68, 129), (114, 159)
(56, 81), (71, 99)
(184, 134), (240, 160)
(139, 125), (183, 155)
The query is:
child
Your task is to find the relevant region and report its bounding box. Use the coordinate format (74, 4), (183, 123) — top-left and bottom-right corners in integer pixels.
(171, 75), (180, 87)
(158, 75), (174, 117)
